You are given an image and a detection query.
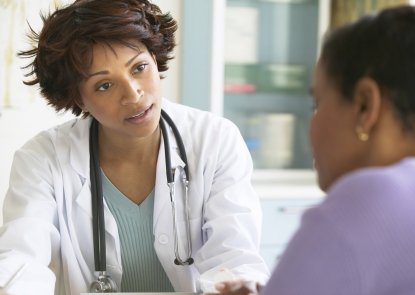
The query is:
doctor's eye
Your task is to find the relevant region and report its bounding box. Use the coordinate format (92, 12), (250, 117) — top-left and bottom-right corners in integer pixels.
(96, 82), (113, 92)
(134, 63), (148, 73)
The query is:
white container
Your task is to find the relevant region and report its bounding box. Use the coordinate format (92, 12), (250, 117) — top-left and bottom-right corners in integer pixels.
(259, 113), (296, 169)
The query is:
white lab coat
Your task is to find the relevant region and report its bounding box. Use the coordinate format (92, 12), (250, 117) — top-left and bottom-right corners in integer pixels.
(0, 99), (269, 295)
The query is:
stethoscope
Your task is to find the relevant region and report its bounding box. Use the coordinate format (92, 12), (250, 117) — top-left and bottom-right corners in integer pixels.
(89, 109), (194, 293)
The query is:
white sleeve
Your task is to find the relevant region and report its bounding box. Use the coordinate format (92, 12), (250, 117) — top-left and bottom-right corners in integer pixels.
(195, 122), (270, 292)
(0, 142), (61, 295)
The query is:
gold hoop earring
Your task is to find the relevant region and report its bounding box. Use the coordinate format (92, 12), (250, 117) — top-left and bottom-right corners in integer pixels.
(356, 126), (369, 141)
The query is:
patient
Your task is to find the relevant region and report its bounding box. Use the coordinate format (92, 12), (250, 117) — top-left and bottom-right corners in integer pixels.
(208, 5), (415, 295)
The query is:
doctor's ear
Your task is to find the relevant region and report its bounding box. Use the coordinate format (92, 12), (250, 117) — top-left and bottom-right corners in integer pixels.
(75, 100), (88, 113)
(352, 77), (382, 135)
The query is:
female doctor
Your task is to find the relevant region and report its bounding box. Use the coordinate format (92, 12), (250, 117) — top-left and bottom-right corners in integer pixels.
(0, 0), (269, 294)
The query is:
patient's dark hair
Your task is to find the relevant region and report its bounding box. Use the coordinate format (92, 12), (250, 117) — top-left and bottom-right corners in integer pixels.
(19, 0), (177, 117)
(321, 5), (415, 132)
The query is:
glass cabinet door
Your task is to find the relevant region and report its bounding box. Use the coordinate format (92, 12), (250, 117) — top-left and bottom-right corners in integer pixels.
(223, 0), (320, 169)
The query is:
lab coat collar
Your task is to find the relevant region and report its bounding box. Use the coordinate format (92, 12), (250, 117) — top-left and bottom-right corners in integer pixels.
(69, 117), (92, 179)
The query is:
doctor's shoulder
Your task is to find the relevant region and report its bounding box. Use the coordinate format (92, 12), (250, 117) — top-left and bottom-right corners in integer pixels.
(13, 117), (82, 163)
(167, 102), (248, 174)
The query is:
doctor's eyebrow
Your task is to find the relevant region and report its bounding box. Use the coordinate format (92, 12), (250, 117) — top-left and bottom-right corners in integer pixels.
(88, 71), (110, 79)
(87, 50), (144, 79)
(125, 51), (143, 67)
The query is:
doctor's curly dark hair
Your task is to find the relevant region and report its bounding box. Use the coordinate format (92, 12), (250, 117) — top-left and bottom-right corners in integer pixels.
(18, 0), (177, 117)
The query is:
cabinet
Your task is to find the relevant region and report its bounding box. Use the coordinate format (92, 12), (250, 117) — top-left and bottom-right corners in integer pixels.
(252, 170), (325, 270)
(180, 0), (329, 268)
(223, 0), (319, 170)
(181, 0), (329, 169)
(259, 198), (323, 271)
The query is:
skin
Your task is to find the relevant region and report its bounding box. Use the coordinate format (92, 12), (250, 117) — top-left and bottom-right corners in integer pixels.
(205, 280), (263, 295)
(205, 58), (415, 295)
(78, 40), (163, 205)
(309, 59), (365, 191)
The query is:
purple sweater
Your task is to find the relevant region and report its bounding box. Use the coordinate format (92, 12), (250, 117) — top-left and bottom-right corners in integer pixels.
(261, 157), (415, 295)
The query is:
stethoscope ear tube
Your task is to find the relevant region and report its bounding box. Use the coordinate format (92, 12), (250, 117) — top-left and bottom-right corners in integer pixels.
(160, 109), (189, 181)
(159, 114), (173, 184)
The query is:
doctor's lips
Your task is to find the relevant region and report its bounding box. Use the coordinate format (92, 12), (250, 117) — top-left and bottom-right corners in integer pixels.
(125, 105), (153, 124)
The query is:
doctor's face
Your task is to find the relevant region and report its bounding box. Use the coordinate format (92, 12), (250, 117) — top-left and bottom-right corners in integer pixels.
(78, 40), (162, 140)
(309, 60), (362, 192)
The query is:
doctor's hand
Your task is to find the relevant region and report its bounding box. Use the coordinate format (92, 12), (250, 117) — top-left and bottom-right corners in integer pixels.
(204, 279), (264, 295)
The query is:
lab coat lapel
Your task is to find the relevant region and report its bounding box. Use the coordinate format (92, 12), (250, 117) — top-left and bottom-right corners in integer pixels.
(70, 118), (122, 280)
(74, 180), (122, 286)
(74, 180), (119, 243)
(69, 118), (120, 243)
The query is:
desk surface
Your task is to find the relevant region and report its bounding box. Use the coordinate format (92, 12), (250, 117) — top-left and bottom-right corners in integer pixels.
(81, 293), (200, 295)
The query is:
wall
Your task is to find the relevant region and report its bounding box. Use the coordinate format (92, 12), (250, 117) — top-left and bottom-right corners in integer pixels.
(330, 0), (408, 28)
(155, 0), (183, 103)
(0, 0), (183, 225)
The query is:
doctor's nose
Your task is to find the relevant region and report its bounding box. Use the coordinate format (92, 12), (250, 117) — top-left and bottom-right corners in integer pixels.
(121, 81), (143, 105)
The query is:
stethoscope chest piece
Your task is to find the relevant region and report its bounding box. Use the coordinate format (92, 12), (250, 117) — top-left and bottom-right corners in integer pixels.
(90, 272), (117, 293)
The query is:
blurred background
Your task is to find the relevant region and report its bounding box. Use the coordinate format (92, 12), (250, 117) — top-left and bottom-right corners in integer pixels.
(0, 0), (412, 270)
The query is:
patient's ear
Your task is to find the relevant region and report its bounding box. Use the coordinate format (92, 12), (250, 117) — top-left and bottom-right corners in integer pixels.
(352, 77), (382, 133)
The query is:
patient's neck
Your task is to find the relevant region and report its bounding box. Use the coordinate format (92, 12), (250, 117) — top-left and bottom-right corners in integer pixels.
(363, 115), (415, 167)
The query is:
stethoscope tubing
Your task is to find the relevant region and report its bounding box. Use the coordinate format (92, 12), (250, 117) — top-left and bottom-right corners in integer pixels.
(159, 111), (174, 184)
(90, 118), (107, 272)
(160, 109), (189, 181)
(156, 110), (193, 265)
